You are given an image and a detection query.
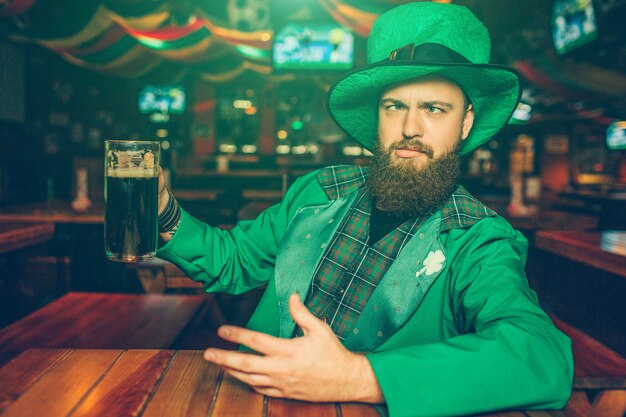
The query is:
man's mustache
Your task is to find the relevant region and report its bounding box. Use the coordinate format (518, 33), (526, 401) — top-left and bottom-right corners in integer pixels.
(388, 139), (434, 159)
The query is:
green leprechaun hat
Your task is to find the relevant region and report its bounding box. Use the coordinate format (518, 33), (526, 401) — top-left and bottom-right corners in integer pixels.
(327, 2), (522, 155)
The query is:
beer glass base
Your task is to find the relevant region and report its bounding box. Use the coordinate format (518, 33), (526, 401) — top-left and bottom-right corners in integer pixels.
(106, 253), (155, 263)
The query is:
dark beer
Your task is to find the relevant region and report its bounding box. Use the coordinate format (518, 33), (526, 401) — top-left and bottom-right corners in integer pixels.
(104, 173), (158, 262)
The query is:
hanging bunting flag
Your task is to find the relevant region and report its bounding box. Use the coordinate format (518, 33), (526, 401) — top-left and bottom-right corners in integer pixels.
(121, 17), (216, 62)
(0, 0), (38, 17)
(104, 0), (170, 30)
(544, 58), (626, 98)
(318, 0), (379, 37)
(201, 17), (272, 50)
(62, 25), (127, 56)
(63, 45), (161, 77)
(107, 8), (170, 32)
(0, 0), (460, 80)
(318, 0), (434, 37)
(513, 60), (583, 99)
(37, 5), (114, 51)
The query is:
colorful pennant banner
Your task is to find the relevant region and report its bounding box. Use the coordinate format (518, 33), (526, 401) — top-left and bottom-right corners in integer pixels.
(0, 0), (455, 81)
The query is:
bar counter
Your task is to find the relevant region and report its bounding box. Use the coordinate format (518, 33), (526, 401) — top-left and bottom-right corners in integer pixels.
(535, 230), (626, 278)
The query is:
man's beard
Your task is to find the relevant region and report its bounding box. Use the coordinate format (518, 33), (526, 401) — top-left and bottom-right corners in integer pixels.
(367, 138), (462, 218)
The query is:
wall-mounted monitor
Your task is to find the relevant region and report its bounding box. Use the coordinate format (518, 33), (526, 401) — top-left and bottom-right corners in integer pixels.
(552, 0), (599, 55)
(273, 23), (354, 71)
(607, 121), (626, 151)
(138, 84), (186, 114)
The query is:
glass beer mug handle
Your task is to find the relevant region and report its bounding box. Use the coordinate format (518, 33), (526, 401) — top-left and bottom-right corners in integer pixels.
(104, 140), (160, 263)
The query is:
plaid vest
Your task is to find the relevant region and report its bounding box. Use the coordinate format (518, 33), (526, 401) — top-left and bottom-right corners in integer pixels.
(299, 165), (496, 341)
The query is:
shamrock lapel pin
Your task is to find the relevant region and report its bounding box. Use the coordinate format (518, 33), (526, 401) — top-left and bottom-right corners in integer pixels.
(416, 250), (445, 279)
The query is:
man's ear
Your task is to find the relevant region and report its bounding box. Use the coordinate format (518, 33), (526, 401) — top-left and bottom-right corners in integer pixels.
(461, 104), (474, 141)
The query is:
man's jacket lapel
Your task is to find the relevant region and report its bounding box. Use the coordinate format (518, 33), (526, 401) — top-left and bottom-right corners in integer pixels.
(274, 193), (357, 338)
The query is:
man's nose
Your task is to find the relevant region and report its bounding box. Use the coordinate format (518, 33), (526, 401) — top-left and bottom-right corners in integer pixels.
(402, 110), (423, 139)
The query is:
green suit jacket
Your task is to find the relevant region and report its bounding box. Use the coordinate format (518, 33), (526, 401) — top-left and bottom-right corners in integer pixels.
(157, 166), (573, 417)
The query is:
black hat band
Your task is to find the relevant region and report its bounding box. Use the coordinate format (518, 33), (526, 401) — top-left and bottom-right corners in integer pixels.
(388, 43), (472, 65)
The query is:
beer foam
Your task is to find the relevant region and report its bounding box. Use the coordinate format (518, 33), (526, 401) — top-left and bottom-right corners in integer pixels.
(106, 168), (158, 178)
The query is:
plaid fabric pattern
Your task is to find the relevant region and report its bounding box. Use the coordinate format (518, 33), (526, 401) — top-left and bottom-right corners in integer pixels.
(299, 186), (424, 341)
(440, 189), (496, 231)
(297, 165), (496, 341)
(318, 165), (367, 200)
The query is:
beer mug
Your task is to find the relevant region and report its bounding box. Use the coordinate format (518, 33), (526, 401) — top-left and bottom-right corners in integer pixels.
(104, 140), (160, 262)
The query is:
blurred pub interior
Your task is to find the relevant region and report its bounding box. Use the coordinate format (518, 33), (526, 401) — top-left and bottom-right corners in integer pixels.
(0, 0), (625, 356)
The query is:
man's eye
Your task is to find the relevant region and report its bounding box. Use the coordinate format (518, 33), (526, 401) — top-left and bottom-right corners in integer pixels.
(427, 106), (444, 113)
(385, 104), (403, 111)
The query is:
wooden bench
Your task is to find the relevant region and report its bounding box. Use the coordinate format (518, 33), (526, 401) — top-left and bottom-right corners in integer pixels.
(550, 314), (626, 417)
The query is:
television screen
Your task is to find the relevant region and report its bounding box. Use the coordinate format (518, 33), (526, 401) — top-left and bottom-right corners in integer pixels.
(273, 23), (354, 70)
(552, 0), (599, 55)
(607, 121), (626, 151)
(139, 84), (186, 114)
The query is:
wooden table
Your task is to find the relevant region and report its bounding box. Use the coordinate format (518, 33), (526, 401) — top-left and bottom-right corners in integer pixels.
(0, 222), (55, 254)
(2, 349), (625, 417)
(0, 292), (206, 367)
(535, 230), (626, 278)
(0, 349), (381, 417)
(0, 201), (109, 291)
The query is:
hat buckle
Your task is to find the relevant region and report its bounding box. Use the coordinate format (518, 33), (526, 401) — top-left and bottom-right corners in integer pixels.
(389, 43), (415, 61)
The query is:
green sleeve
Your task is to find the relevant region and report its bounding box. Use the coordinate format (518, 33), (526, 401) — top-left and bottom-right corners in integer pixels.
(156, 171), (327, 294)
(366, 220), (574, 417)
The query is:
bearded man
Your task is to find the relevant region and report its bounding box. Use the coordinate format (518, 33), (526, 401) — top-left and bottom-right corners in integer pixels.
(155, 3), (573, 417)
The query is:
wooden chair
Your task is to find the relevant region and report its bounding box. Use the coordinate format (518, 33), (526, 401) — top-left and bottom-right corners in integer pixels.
(130, 258), (264, 349)
(131, 258), (203, 294)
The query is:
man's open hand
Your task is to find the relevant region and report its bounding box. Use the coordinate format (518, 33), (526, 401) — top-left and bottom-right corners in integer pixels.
(203, 293), (384, 403)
